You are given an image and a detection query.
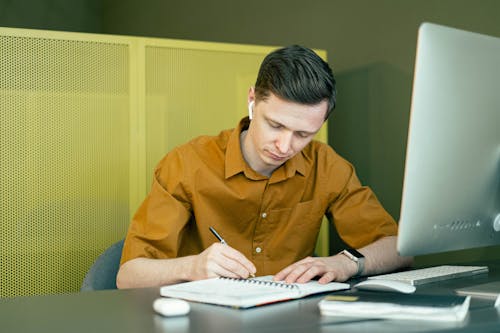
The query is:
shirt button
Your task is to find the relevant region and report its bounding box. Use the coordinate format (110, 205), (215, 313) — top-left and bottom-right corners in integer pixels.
(255, 247), (262, 253)
(261, 212), (267, 219)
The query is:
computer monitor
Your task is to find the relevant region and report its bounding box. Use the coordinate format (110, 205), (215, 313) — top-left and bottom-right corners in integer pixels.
(397, 23), (500, 257)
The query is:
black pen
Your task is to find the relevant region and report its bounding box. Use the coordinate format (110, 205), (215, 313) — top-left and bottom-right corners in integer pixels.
(209, 226), (227, 245)
(209, 226), (256, 278)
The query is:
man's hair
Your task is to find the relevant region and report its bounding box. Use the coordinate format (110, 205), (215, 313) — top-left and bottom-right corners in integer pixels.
(254, 45), (337, 119)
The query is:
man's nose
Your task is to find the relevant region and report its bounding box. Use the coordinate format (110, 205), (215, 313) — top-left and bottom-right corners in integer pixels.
(276, 131), (293, 154)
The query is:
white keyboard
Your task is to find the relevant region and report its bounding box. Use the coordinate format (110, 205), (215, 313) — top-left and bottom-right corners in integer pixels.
(368, 265), (489, 286)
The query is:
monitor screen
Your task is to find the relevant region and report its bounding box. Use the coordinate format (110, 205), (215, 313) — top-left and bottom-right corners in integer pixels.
(397, 23), (500, 256)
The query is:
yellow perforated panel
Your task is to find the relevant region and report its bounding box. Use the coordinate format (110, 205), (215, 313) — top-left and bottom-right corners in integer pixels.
(0, 31), (131, 297)
(0, 28), (329, 297)
(144, 45), (265, 187)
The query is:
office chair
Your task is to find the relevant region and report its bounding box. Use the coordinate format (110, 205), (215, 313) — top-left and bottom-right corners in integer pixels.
(81, 239), (124, 291)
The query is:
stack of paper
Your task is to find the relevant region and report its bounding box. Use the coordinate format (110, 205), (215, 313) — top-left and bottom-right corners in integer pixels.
(319, 292), (471, 322)
(456, 281), (500, 300)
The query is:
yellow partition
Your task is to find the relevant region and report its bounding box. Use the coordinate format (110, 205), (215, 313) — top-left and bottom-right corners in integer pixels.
(0, 27), (329, 297)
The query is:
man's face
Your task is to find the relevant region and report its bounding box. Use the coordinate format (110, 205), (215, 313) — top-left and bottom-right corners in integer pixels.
(243, 91), (327, 176)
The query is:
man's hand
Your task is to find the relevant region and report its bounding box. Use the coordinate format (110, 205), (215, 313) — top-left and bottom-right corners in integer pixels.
(273, 237), (414, 285)
(273, 254), (357, 284)
(190, 243), (256, 280)
(117, 243), (256, 289)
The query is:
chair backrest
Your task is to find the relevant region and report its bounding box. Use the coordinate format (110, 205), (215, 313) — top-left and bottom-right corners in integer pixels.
(81, 239), (124, 291)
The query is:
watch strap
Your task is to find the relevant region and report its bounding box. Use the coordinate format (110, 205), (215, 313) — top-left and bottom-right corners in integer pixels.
(341, 249), (365, 277)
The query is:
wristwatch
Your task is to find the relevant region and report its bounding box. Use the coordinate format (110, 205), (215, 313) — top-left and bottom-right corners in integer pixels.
(340, 249), (365, 277)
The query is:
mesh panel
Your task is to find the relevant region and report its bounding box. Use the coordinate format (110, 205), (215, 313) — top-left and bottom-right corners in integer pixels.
(145, 46), (264, 187)
(0, 33), (130, 297)
(0, 29), (329, 297)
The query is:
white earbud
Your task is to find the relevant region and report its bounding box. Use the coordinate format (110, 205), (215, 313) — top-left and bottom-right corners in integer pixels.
(248, 101), (254, 120)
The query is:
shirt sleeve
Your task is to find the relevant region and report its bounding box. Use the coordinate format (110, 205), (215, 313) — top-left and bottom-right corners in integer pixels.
(327, 157), (398, 249)
(120, 149), (193, 265)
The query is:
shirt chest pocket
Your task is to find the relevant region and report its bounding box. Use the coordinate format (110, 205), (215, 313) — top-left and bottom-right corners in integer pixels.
(264, 200), (324, 228)
(262, 200), (325, 260)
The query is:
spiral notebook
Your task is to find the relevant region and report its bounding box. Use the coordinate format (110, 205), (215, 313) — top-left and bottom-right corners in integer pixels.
(160, 275), (350, 308)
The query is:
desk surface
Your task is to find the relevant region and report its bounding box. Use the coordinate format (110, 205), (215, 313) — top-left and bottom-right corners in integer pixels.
(2, 263), (500, 333)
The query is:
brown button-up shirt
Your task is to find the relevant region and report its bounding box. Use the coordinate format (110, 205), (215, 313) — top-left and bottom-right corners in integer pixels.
(121, 117), (397, 275)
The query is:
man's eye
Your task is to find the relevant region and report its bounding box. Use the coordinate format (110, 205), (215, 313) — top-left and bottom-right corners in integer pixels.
(297, 132), (310, 138)
(270, 123), (281, 129)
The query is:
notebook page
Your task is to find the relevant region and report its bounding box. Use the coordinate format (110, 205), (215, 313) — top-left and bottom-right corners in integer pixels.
(165, 277), (298, 298)
(255, 275), (350, 296)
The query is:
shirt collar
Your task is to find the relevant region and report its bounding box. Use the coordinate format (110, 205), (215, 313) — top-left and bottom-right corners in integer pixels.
(225, 117), (307, 181)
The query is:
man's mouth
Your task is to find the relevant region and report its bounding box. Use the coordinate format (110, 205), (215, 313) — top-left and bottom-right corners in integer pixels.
(268, 151), (288, 161)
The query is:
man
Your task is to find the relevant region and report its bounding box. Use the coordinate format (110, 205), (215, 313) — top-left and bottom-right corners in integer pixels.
(117, 45), (412, 289)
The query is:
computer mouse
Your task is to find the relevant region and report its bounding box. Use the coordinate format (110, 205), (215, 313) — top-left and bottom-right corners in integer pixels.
(153, 298), (191, 316)
(354, 279), (416, 294)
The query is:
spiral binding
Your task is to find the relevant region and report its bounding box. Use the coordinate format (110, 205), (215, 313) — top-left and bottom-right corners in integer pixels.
(219, 276), (299, 290)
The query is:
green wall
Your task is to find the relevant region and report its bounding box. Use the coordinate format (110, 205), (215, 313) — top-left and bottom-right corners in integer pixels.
(1, 0), (499, 265)
(0, 0), (102, 32)
(330, 63), (411, 221)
